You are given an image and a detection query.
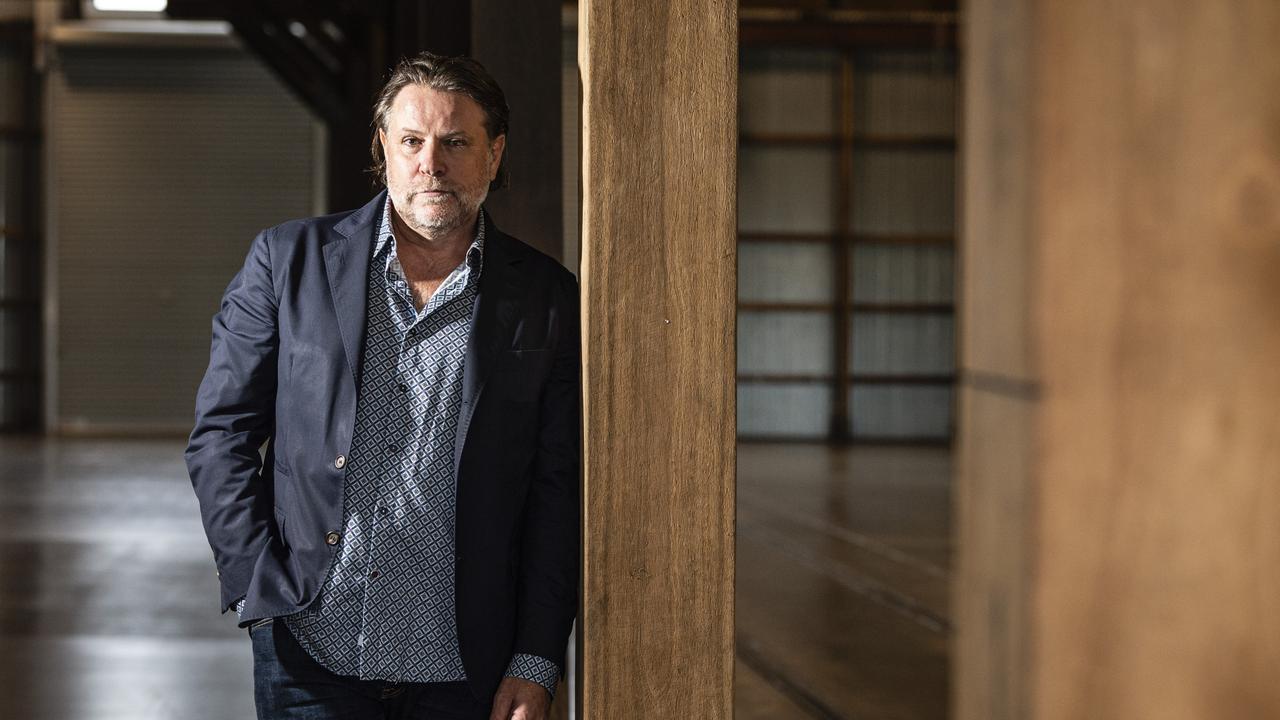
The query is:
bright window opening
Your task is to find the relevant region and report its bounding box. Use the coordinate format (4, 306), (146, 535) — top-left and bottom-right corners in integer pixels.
(92, 0), (168, 11)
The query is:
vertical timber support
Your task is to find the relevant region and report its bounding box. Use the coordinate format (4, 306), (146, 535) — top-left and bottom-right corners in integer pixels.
(958, 2), (1280, 720)
(578, 1), (737, 718)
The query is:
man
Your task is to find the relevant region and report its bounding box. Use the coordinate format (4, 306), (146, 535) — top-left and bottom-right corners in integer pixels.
(186, 52), (578, 720)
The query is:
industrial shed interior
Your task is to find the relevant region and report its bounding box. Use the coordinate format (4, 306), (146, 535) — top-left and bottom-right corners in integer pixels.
(3, 1), (1279, 719)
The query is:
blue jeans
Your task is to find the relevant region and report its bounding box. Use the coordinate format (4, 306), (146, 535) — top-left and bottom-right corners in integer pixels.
(249, 618), (490, 720)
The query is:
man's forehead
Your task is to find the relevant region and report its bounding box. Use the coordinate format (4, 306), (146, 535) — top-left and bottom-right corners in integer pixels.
(389, 85), (484, 125)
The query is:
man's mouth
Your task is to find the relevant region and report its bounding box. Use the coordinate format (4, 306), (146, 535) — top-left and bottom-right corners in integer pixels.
(415, 190), (454, 205)
(416, 189), (452, 197)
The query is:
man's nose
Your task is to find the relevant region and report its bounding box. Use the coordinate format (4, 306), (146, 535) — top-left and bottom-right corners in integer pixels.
(418, 142), (445, 177)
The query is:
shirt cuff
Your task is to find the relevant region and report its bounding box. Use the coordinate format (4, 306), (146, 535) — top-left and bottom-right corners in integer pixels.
(504, 653), (560, 696)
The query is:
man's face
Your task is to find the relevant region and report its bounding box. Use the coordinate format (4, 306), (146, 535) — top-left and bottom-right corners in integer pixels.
(379, 84), (505, 238)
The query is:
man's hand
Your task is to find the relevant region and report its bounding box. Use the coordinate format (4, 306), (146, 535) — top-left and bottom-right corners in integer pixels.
(489, 676), (550, 720)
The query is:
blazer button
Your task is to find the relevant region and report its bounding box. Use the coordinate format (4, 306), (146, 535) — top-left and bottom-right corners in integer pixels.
(334, 454), (347, 469)
(325, 531), (341, 546)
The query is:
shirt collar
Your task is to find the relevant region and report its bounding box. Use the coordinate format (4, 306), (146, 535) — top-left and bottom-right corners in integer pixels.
(376, 196), (486, 279)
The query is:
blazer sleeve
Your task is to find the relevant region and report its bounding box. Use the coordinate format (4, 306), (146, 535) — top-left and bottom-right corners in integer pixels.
(185, 228), (280, 612)
(513, 268), (581, 668)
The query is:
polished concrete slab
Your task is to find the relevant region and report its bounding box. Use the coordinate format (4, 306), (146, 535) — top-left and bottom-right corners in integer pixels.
(0, 436), (253, 720)
(0, 437), (950, 719)
(734, 443), (951, 720)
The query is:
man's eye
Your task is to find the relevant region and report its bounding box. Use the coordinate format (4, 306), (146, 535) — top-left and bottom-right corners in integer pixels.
(402, 138), (421, 147)
(446, 138), (466, 147)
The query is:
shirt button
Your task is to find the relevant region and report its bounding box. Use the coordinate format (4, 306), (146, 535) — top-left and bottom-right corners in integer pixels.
(369, 570), (380, 579)
(398, 383), (408, 393)
(325, 531), (341, 546)
(334, 454), (347, 469)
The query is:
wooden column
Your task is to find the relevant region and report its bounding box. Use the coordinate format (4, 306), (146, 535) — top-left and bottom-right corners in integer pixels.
(958, 2), (1280, 719)
(578, 2), (737, 718)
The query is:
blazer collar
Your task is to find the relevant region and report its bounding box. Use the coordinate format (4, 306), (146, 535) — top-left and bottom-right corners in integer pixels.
(454, 211), (527, 474)
(462, 209), (525, 407)
(332, 189), (386, 242)
(324, 190), (384, 384)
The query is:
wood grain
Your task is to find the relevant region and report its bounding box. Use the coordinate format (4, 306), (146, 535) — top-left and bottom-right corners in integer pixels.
(1034, 2), (1280, 718)
(578, 1), (737, 718)
(960, 2), (1280, 718)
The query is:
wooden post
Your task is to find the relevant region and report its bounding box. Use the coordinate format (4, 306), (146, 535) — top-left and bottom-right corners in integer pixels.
(957, 2), (1280, 719)
(578, 1), (737, 718)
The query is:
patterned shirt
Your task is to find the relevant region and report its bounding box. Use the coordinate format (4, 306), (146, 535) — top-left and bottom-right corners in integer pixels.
(274, 199), (559, 693)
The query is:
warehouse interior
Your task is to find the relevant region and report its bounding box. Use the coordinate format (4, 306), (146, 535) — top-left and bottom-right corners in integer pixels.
(1, 1), (954, 717)
(4, 1), (1278, 719)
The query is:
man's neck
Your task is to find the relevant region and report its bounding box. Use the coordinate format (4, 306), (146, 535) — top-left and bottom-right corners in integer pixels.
(387, 204), (478, 287)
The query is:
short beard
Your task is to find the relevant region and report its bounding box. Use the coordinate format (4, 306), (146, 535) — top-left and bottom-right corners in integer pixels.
(393, 187), (483, 238)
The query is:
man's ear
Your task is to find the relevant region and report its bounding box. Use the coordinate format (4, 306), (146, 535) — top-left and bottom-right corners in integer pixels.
(378, 127), (388, 153)
(489, 134), (507, 180)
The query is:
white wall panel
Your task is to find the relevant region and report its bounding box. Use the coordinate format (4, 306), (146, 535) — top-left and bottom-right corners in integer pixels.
(739, 146), (836, 234)
(738, 242), (833, 303)
(736, 47), (958, 442)
(851, 244), (953, 303)
(850, 313), (954, 375)
(850, 385), (952, 439)
(738, 383), (831, 437)
(738, 311), (832, 375)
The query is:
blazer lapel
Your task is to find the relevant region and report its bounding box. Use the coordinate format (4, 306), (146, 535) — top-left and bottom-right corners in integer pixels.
(455, 215), (525, 472)
(324, 191), (384, 384)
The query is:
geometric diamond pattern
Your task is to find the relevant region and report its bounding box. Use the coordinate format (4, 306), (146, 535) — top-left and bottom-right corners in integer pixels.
(504, 652), (561, 696)
(283, 197), (481, 683)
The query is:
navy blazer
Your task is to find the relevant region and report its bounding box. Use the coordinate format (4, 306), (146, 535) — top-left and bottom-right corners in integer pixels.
(185, 191), (579, 701)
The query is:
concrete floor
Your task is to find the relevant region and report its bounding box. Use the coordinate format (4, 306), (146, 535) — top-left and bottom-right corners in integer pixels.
(0, 436), (254, 720)
(734, 443), (951, 720)
(0, 437), (950, 719)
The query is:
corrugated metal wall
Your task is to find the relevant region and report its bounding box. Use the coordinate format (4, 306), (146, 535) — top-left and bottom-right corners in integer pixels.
(737, 47), (957, 441)
(849, 50), (955, 441)
(737, 49), (837, 441)
(48, 42), (320, 432)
